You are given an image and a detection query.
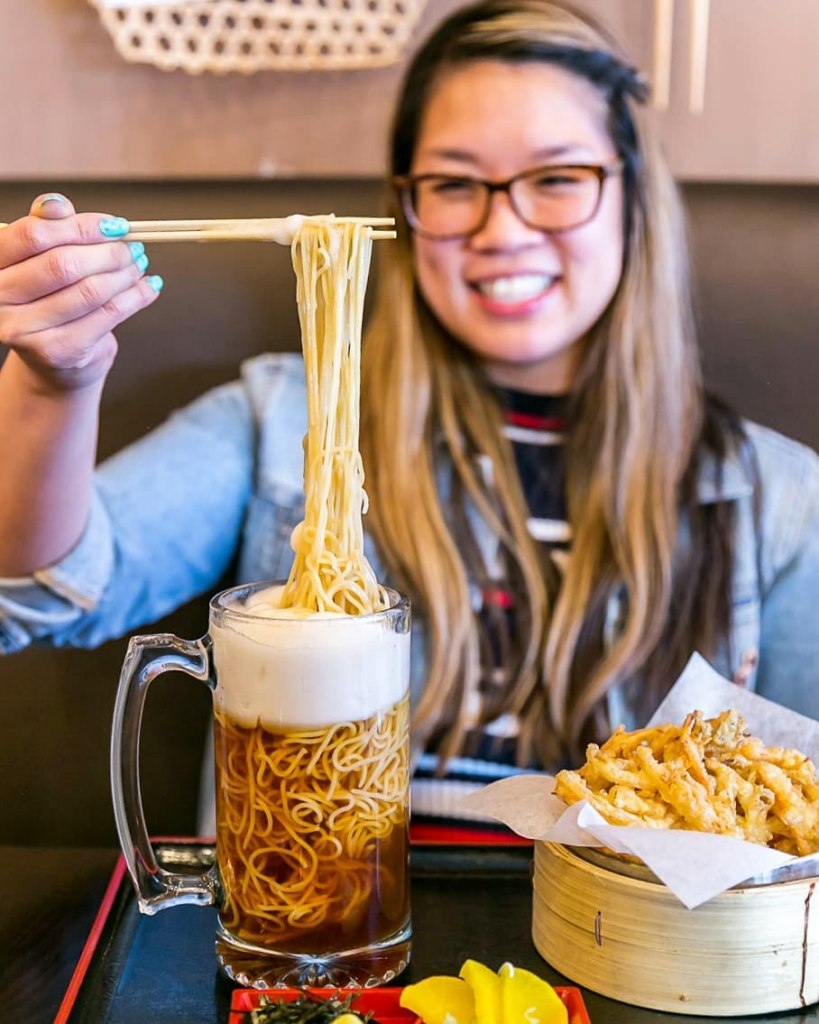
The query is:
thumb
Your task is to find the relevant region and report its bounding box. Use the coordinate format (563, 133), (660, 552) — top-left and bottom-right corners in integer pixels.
(30, 192), (76, 220)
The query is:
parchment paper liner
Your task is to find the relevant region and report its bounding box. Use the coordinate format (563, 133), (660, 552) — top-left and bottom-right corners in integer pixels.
(461, 654), (819, 908)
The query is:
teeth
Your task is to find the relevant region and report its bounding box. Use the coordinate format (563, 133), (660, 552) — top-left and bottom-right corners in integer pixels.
(476, 274), (554, 303)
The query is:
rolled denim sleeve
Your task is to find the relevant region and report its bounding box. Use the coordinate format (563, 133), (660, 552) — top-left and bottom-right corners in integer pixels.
(755, 438), (819, 719)
(0, 488), (114, 652)
(0, 379), (255, 652)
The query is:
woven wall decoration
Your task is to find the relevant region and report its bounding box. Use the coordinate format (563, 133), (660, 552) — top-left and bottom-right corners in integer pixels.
(89, 0), (431, 75)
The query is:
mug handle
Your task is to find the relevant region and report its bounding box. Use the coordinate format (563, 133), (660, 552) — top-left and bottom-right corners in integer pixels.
(111, 633), (220, 914)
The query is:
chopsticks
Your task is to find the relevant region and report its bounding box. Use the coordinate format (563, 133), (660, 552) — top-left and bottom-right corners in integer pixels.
(124, 215), (396, 244)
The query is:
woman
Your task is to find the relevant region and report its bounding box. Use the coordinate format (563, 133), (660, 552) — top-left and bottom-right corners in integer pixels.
(0, 2), (817, 816)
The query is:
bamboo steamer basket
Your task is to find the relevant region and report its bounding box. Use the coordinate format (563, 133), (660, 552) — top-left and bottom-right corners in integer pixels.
(532, 841), (819, 1016)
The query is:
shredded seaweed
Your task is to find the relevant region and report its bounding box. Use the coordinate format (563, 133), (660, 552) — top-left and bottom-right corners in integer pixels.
(244, 991), (372, 1024)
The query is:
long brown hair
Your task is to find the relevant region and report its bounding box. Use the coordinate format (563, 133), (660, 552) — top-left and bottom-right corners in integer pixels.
(360, 0), (741, 764)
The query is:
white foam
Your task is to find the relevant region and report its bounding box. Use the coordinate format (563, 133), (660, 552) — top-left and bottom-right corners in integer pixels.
(211, 584), (410, 729)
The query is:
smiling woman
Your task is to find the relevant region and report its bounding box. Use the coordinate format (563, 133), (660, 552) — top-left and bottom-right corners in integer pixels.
(358, 0), (819, 779)
(405, 59), (625, 393)
(0, 0), (817, 840)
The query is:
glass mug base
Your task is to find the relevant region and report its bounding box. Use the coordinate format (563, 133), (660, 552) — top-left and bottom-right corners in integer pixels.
(215, 918), (412, 988)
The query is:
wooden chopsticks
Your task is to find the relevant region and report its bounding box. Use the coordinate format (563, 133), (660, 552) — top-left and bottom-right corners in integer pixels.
(124, 215), (396, 244)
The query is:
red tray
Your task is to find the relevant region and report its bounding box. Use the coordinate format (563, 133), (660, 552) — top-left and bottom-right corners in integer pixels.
(230, 985), (592, 1024)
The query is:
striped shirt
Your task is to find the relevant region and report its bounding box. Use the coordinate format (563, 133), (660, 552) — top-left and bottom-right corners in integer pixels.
(412, 388), (570, 838)
(504, 387), (570, 565)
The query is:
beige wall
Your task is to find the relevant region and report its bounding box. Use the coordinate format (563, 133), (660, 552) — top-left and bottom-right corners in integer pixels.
(6, 1), (819, 184)
(0, 0), (466, 179)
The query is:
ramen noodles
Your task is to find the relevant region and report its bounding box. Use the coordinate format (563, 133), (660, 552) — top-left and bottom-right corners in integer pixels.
(215, 699), (409, 950)
(279, 220), (387, 616)
(211, 220), (410, 979)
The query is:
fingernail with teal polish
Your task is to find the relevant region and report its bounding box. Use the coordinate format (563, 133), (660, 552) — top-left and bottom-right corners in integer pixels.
(39, 193), (66, 208)
(147, 275), (164, 293)
(135, 253), (150, 273)
(99, 216), (130, 238)
(128, 241), (145, 260)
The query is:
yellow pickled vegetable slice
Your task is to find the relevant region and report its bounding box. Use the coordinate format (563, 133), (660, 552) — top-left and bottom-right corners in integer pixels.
(498, 962), (568, 1024)
(399, 975), (475, 1024)
(459, 959), (502, 1024)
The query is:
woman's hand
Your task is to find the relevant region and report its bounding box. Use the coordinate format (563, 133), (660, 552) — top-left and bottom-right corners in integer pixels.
(0, 192), (163, 393)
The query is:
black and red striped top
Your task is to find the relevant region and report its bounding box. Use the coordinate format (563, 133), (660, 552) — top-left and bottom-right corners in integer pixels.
(412, 387), (571, 836)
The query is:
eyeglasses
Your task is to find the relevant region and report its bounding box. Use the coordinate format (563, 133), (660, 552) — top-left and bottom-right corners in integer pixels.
(394, 162), (624, 240)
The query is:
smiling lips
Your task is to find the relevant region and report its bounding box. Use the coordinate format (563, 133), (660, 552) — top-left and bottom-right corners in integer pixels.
(471, 273), (558, 314)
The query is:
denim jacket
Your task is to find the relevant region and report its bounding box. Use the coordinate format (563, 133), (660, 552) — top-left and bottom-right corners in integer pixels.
(2, 352), (818, 725)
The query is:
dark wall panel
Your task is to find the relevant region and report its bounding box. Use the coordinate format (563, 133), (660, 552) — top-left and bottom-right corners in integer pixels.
(0, 179), (816, 845)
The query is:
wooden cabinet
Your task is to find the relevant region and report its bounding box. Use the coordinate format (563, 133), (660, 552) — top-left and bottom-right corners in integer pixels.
(572, 0), (819, 182)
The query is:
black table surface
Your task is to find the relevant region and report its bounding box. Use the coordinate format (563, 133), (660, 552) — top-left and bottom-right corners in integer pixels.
(2, 842), (817, 1024)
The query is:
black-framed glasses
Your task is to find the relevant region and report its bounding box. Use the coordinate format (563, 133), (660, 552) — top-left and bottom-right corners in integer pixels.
(394, 162), (624, 240)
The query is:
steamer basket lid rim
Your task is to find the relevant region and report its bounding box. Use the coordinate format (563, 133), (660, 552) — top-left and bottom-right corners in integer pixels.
(562, 843), (819, 889)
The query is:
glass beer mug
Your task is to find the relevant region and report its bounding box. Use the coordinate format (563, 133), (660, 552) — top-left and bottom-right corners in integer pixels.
(111, 580), (412, 988)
